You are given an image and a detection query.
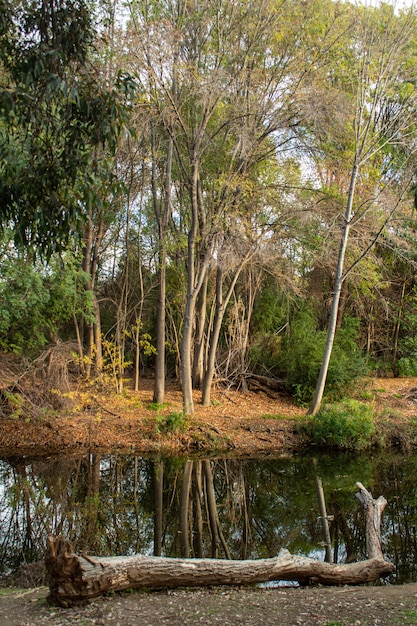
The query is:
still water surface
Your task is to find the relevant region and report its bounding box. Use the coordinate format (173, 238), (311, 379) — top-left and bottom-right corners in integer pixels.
(0, 451), (416, 583)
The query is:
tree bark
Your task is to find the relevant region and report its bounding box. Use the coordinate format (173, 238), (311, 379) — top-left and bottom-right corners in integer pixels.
(153, 461), (164, 557)
(46, 535), (393, 607)
(153, 127), (172, 404)
(314, 473), (332, 564)
(192, 274), (208, 389)
(179, 460), (193, 557)
(355, 481), (387, 560)
(192, 461), (204, 558)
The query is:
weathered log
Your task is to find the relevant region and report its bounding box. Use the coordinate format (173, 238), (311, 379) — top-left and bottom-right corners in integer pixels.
(247, 374), (288, 397)
(45, 483), (394, 607)
(46, 542), (393, 607)
(248, 374), (287, 390)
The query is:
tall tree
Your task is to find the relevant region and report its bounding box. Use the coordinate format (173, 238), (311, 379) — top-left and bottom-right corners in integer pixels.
(307, 2), (417, 414)
(127, 0), (340, 414)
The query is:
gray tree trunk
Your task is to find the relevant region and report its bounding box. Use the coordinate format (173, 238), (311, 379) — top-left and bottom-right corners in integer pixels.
(308, 163), (358, 416)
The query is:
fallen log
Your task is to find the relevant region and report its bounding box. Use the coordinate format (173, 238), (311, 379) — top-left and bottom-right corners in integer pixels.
(46, 537), (394, 607)
(45, 483), (394, 607)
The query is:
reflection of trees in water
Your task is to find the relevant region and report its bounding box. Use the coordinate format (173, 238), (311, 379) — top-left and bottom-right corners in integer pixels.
(375, 455), (417, 583)
(0, 456), (83, 571)
(1, 453), (417, 582)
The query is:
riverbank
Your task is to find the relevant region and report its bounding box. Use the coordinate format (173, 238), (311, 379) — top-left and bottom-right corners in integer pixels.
(2, 377), (417, 625)
(0, 376), (416, 458)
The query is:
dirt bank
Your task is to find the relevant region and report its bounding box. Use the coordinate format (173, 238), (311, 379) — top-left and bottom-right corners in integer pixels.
(1, 377), (417, 458)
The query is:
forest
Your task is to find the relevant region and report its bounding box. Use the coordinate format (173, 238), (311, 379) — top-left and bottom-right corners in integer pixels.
(1, 0), (417, 418)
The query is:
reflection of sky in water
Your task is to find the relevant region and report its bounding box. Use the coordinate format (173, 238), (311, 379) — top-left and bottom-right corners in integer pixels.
(0, 452), (416, 583)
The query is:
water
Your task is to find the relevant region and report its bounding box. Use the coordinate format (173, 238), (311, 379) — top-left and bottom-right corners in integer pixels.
(1, 451), (416, 583)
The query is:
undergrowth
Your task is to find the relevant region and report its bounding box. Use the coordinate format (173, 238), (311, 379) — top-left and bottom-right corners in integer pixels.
(300, 399), (376, 450)
(155, 411), (188, 434)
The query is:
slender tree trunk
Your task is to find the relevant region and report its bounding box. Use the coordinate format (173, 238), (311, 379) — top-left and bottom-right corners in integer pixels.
(81, 454), (101, 552)
(92, 295), (102, 375)
(240, 467), (251, 560)
(153, 132), (172, 403)
(154, 253), (167, 403)
(308, 162), (358, 416)
(203, 460), (220, 558)
(314, 472), (332, 563)
(192, 461), (204, 558)
(73, 313), (85, 375)
(82, 216), (94, 378)
(202, 267), (224, 406)
(392, 280), (406, 374)
(82, 211), (104, 378)
(181, 150), (212, 415)
(202, 256), (251, 406)
(203, 460), (231, 559)
(192, 274), (208, 388)
(134, 178), (145, 392)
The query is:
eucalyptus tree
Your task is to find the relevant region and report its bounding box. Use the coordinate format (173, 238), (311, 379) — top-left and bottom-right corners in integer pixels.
(0, 0), (132, 259)
(306, 2), (417, 414)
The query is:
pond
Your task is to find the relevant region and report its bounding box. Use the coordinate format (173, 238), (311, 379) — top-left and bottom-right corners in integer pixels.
(0, 451), (416, 584)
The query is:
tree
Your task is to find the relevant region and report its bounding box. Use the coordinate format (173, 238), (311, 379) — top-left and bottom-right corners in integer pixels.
(307, 2), (417, 414)
(0, 247), (92, 354)
(126, 0), (342, 414)
(0, 0), (132, 258)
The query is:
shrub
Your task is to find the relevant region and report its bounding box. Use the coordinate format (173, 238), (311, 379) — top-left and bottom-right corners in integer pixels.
(281, 308), (368, 404)
(396, 356), (417, 377)
(155, 411), (187, 434)
(301, 399), (375, 450)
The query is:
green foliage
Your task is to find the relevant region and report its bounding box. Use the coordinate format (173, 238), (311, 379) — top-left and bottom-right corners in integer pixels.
(281, 307), (368, 404)
(0, 0), (134, 257)
(155, 411), (187, 434)
(396, 356), (417, 377)
(147, 402), (168, 412)
(396, 305), (417, 376)
(302, 399), (376, 450)
(251, 279), (289, 336)
(0, 250), (92, 354)
(249, 281), (291, 375)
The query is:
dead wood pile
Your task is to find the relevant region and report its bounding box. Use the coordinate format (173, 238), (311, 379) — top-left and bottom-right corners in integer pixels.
(0, 342), (79, 418)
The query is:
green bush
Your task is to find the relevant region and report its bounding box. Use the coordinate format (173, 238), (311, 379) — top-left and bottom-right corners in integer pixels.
(301, 399), (375, 450)
(155, 411), (187, 434)
(396, 356), (417, 377)
(281, 307), (368, 404)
